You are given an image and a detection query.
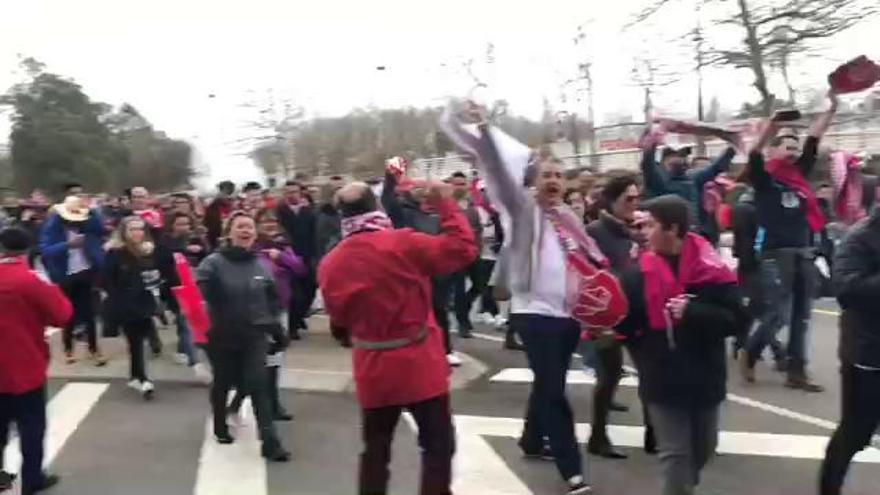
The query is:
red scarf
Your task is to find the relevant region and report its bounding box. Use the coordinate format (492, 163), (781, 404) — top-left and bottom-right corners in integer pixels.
(341, 211), (393, 238)
(640, 233), (737, 332)
(766, 158), (826, 232)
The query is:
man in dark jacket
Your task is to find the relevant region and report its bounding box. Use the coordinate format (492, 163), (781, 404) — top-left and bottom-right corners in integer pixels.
(203, 181), (236, 250)
(448, 171), (482, 338)
(616, 195), (747, 495)
(0, 227), (73, 495)
(738, 94), (838, 392)
(314, 177), (345, 265)
(819, 206), (880, 495)
(585, 174), (641, 459)
(276, 179), (317, 338)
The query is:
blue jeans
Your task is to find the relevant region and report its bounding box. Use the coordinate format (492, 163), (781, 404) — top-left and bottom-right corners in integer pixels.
(176, 313), (197, 366)
(745, 250), (814, 369)
(514, 313), (585, 481)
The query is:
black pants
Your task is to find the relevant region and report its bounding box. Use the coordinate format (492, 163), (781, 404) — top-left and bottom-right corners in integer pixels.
(514, 314), (584, 480)
(431, 277), (452, 354)
(360, 394), (454, 495)
(0, 387), (46, 493)
(289, 268), (317, 334)
(229, 366), (284, 416)
(61, 270), (98, 353)
(465, 259), (498, 316)
(123, 319), (154, 381)
(819, 365), (880, 495)
(451, 262), (480, 332)
(590, 341), (623, 445)
(207, 341), (278, 445)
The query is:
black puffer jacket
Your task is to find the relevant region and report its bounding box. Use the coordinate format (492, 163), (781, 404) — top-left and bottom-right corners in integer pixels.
(103, 246), (178, 324)
(196, 246), (284, 349)
(617, 263), (748, 407)
(587, 211), (637, 273)
(834, 207), (880, 368)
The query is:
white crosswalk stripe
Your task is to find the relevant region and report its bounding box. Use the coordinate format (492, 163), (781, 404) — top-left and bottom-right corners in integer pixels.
(195, 398), (267, 495)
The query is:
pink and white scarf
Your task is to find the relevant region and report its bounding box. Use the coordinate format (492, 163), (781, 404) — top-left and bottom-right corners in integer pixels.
(341, 211), (393, 238)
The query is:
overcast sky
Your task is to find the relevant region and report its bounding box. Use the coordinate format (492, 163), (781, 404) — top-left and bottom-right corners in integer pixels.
(1, 0), (877, 187)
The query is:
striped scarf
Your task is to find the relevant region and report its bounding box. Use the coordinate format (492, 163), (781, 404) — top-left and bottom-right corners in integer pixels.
(341, 211), (393, 238)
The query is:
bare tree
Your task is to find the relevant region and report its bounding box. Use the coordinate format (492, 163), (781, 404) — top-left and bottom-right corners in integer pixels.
(627, 0), (878, 115)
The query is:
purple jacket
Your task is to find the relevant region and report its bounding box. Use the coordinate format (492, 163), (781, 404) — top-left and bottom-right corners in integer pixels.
(255, 237), (307, 308)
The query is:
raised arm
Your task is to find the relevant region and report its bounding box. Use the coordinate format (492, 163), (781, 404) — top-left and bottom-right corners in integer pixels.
(381, 171), (407, 228)
(808, 91), (839, 140)
(693, 146), (737, 188)
(405, 186), (478, 277)
(640, 143), (671, 197)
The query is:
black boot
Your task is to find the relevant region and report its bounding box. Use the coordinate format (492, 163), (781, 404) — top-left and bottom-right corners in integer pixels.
(587, 435), (627, 459)
(504, 331), (525, 351)
(0, 471), (16, 491)
(786, 364), (824, 393)
(261, 438), (291, 462)
(644, 425), (657, 455)
(273, 405), (294, 421)
(23, 472), (60, 495)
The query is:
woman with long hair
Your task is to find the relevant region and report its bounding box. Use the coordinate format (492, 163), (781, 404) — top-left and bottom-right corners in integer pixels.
(196, 211), (290, 461)
(228, 208), (306, 421)
(103, 216), (177, 400)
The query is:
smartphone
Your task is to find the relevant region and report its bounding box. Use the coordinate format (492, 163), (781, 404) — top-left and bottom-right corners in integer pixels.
(772, 109), (802, 122)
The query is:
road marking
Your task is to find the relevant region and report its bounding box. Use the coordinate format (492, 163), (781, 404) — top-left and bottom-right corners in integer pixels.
(403, 413), (532, 495)
(195, 397), (266, 495)
(491, 367), (639, 387)
(812, 309), (840, 316)
(455, 415), (880, 463)
(473, 332), (506, 343)
(3, 382), (109, 474)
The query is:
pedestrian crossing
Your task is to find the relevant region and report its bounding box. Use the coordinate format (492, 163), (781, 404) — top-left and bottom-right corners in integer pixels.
(4, 377), (880, 495)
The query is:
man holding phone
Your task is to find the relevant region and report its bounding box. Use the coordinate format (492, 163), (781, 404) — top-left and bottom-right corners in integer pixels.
(738, 91), (839, 391)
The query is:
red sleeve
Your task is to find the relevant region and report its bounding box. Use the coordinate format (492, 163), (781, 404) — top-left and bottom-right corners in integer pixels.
(27, 276), (73, 329)
(405, 198), (479, 276)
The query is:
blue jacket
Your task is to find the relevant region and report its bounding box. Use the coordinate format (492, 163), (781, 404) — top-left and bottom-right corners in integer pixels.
(39, 210), (106, 283)
(641, 146), (736, 237)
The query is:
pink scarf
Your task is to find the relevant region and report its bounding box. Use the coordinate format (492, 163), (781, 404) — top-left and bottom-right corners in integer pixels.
(830, 151), (866, 225)
(341, 211), (393, 238)
(640, 233), (737, 332)
(766, 158), (826, 232)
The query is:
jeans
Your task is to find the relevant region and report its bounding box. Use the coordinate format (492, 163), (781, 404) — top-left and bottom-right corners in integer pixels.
(61, 270), (98, 353)
(514, 313), (585, 481)
(649, 403), (720, 495)
(745, 250), (815, 369)
(0, 387), (46, 493)
(175, 313), (197, 366)
(819, 365), (880, 495)
(207, 340), (278, 446)
(590, 341), (623, 446)
(123, 319), (154, 382)
(359, 394), (455, 495)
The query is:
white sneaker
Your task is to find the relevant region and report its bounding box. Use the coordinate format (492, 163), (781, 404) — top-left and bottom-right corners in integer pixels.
(192, 363), (213, 385)
(127, 379), (142, 392)
(141, 381), (155, 400)
(475, 312), (491, 324)
(447, 353), (463, 367)
(494, 315), (508, 328)
(173, 353), (189, 365)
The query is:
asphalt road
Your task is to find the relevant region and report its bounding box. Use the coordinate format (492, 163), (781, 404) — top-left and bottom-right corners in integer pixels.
(3, 299), (879, 495)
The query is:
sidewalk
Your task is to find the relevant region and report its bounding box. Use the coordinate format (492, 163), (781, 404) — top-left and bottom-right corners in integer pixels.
(48, 315), (487, 393)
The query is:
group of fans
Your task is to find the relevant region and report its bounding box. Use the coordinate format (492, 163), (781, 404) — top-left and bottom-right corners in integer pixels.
(0, 89), (878, 495)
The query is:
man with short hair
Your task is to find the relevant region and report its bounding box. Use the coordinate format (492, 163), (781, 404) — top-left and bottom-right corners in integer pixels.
(616, 195), (747, 495)
(739, 92), (839, 391)
(0, 227), (73, 495)
(204, 181), (236, 249)
(447, 171), (482, 338)
(277, 179), (317, 338)
(318, 181), (477, 495)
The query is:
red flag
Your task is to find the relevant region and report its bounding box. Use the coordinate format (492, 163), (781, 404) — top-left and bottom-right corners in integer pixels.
(829, 56), (880, 94)
(171, 253), (210, 344)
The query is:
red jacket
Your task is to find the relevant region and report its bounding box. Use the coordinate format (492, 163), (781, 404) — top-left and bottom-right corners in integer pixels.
(318, 199), (478, 409)
(0, 257), (73, 394)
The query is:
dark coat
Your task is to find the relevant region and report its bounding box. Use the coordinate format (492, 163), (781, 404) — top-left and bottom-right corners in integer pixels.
(103, 247), (178, 324)
(616, 263), (748, 407)
(276, 203), (317, 264)
(587, 211), (637, 273)
(834, 207), (880, 368)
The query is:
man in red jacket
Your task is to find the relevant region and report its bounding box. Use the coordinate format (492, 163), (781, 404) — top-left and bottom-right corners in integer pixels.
(318, 181), (477, 495)
(0, 227), (73, 495)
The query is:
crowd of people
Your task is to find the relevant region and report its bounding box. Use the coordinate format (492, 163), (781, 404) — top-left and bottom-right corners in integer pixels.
(0, 88), (878, 495)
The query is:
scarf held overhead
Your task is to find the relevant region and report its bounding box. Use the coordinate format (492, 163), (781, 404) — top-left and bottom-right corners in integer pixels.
(640, 232), (737, 332)
(766, 158), (826, 232)
(341, 211), (393, 238)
